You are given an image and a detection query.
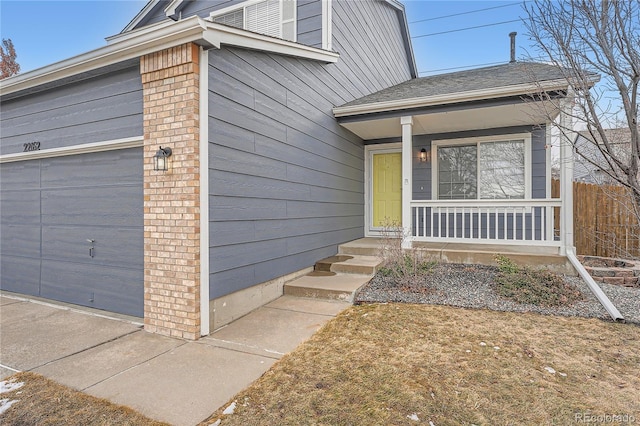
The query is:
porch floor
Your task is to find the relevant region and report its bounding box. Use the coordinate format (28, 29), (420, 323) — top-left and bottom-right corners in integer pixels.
(341, 238), (575, 275)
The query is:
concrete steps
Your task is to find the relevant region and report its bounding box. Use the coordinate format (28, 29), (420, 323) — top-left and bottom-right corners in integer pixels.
(284, 249), (383, 303)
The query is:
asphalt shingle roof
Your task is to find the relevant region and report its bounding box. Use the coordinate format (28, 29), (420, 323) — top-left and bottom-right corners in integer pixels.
(339, 62), (572, 108)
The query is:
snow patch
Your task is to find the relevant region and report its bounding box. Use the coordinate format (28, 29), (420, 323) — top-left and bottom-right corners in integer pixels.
(223, 401), (237, 415)
(465, 350), (471, 353)
(0, 379), (24, 394)
(0, 398), (19, 415)
(544, 366), (556, 374)
(479, 342), (487, 346)
(430, 421), (436, 426)
(210, 420), (221, 426)
(493, 346), (500, 350)
(407, 413), (419, 421)
(559, 372), (567, 377)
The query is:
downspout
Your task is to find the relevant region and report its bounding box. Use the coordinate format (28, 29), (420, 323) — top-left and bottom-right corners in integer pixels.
(566, 248), (624, 321)
(199, 46), (210, 337)
(557, 90), (623, 322)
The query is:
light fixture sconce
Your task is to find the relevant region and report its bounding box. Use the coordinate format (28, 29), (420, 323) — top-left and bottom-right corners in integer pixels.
(153, 146), (172, 171)
(419, 148), (428, 162)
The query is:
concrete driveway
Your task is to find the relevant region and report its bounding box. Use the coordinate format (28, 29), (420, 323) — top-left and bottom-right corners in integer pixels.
(0, 293), (347, 425)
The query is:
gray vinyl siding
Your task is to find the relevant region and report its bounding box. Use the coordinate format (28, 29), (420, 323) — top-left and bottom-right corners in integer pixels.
(208, 47), (368, 298)
(133, 0), (324, 47)
(297, 0), (322, 47)
(0, 65), (142, 155)
(205, 0), (412, 299)
(0, 149), (144, 317)
(331, 0), (413, 94)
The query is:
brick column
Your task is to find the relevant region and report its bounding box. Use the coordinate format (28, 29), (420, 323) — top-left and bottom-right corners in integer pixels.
(141, 43), (201, 340)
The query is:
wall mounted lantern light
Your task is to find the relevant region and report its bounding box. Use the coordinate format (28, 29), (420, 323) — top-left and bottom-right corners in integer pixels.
(153, 146), (172, 171)
(419, 148), (428, 162)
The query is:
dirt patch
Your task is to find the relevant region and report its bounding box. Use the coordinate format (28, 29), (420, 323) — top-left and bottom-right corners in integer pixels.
(0, 372), (168, 426)
(201, 304), (640, 425)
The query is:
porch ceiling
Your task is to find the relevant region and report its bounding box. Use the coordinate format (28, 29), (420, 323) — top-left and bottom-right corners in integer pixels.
(340, 100), (561, 140)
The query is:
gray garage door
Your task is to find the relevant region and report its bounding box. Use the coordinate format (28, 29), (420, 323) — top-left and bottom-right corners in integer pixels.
(0, 148), (143, 317)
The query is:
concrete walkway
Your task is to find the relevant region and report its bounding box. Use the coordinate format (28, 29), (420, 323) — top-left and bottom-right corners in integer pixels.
(0, 293), (349, 426)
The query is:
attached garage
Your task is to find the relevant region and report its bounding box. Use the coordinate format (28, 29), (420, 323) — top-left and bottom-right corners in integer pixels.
(0, 148), (144, 317)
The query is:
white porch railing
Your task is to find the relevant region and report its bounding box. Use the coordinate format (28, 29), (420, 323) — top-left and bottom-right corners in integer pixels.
(410, 199), (562, 246)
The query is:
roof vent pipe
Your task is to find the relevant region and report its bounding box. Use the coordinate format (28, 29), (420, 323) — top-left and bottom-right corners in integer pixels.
(509, 32), (517, 63)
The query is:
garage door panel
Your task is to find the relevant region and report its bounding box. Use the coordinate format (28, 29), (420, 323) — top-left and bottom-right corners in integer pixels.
(0, 224), (40, 258)
(41, 185), (141, 227)
(0, 161), (40, 188)
(40, 260), (143, 317)
(0, 255), (40, 296)
(41, 149), (142, 188)
(0, 190), (40, 225)
(41, 225), (142, 270)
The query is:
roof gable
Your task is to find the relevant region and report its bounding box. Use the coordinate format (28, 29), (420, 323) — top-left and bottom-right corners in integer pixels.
(119, 0), (417, 77)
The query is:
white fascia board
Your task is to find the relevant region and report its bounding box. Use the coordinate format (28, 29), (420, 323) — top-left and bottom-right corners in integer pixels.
(0, 137), (143, 163)
(0, 16), (338, 97)
(383, 0), (405, 11)
(121, 0), (162, 33)
(1, 16), (212, 97)
(204, 22), (339, 63)
(332, 80), (569, 117)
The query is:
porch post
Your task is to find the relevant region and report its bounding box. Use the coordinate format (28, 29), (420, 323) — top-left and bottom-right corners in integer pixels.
(401, 116), (413, 249)
(558, 93), (575, 255)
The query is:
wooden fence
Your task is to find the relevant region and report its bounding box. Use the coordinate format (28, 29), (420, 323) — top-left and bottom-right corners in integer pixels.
(552, 179), (640, 259)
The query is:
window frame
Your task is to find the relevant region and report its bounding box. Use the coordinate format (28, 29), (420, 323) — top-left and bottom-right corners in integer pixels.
(431, 133), (532, 200)
(209, 0), (297, 42)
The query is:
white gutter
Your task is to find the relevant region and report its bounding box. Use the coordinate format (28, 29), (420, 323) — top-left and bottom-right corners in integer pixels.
(566, 248), (624, 322)
(333, 80), (568, 117)
(1, 17), (338, 97)
(199, 46), (210, 337)
(1, 17), (210, 96)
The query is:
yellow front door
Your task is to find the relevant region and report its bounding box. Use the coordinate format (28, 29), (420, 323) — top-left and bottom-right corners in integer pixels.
(372, 152), (402, 227)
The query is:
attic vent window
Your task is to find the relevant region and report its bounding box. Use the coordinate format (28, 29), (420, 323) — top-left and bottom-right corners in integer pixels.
(211, 0), (297, 42)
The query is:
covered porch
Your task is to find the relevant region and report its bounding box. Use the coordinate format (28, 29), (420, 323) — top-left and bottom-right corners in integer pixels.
(334, 62), (577, 256)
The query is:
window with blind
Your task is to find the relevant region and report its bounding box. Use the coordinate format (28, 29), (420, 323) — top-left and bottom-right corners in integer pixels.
(211, 0), (297, 42)
(433, 135), (531, 200)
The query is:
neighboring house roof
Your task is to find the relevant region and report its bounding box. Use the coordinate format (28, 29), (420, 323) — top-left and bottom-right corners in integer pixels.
(574, 127), (636, 183)
(336, 62), (575, 112)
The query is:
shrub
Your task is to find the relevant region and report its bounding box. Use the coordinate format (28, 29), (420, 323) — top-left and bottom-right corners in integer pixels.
(493, 255), (583, 307)
(377, 221), (437, 285)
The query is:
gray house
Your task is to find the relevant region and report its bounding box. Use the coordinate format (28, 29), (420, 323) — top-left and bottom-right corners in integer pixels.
(573, 128), (636, 184)
(0, 0), (578, 339)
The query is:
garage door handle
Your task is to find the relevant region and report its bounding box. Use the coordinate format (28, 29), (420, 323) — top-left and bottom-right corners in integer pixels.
(87, 239), (95, 258)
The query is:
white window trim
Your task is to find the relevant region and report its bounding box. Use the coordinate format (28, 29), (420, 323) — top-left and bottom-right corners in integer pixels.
(364, 142), (402, 237)
(208, 0), (297, 42)
(431, 133), (532, 200)
(321, 0), (332, 50)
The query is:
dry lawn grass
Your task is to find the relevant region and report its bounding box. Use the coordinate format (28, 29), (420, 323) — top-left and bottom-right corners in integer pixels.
(202, 304), (640, 425)
(0, 372), (169, 426)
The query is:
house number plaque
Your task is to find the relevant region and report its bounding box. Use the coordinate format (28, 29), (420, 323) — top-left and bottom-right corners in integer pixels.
(23, 142), (41, 152)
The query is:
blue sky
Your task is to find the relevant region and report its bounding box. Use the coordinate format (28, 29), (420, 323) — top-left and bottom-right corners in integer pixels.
(0, 0), (535, 75)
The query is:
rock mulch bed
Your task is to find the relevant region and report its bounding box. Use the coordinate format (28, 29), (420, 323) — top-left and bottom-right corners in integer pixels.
(355, 263), (640, 325)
